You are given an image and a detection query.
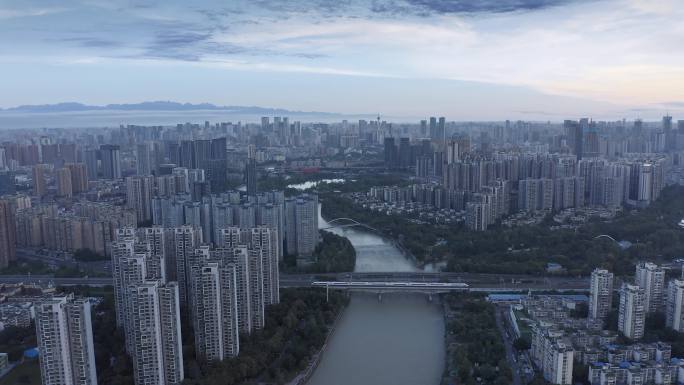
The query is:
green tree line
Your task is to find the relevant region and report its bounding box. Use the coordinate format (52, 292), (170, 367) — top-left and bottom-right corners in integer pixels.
(322, 185), (684, 276)
(444, 293), (512, 385)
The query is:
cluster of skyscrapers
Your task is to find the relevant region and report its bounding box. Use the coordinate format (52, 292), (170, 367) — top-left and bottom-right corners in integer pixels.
(381, 116), (681, 231)
(107, 223), (280, 384)
(2, 118), (333, 385)
(588, 263), (684, 340)
(35, 221), (284, 385)
(144, 188), (319, 258)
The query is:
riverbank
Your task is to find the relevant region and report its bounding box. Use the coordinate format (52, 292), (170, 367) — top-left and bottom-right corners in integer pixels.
(180, 288), (349, 385)
(286, 299), (347, 385)
(441, 295), (458, 385)
(282, 231), (356, 273)
(302, 203), (444, 385)
(319, 200), (420, 272)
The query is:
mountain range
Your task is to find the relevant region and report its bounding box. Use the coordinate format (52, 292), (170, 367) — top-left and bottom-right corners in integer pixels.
(0, 101), (341, 116)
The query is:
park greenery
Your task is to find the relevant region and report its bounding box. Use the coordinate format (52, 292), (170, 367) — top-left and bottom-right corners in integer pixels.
(0, 260), (85, 277)
(513, 336), (531, 351)
(258, 171), (411, 197)
(321, 185), (684, 277)
(0, 325), (36, 362)
(0, 360), (40, 385)
(50, 285), (135, 385)
(443, 293), (512, 385)
(73, 248), (107, 261)
(7, 286), (347, 385)
(283, 231), (356, 273)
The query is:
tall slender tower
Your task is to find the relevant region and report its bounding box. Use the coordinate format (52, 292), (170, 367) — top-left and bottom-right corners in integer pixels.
(169, 226), (201, 309)
(0, 199), (16, 269)
(127, 281), (184, 385)
(245, 144), (257, 196)
(666, 279), (684, 332)
(35, 296), (98, 385)
(191, 260), (240, 361)
(589, 268), (613, 320)
(635, 262), (665, 313)
(110, 239), (145, 349)
(32, 164), (47, 197)
(619, 283), (646, 340)
(247, 227), (280, 305)
(126, 176), (154, 224)
(100, 144), (121, 180)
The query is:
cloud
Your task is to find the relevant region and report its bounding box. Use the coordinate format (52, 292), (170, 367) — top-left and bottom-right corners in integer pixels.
(1, 0), (683, 113)
(153, 31), (212, 47)
(59, 37), (121, 48)
(233, 0), (590, 17)
(249, 0), (353, 15)
(0, 6), (66, 19)
(401, 0), (592, 14)
(658, 101), (684, 108)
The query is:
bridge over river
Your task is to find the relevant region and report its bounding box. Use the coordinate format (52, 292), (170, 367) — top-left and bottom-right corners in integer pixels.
(0, 272), (589, 293)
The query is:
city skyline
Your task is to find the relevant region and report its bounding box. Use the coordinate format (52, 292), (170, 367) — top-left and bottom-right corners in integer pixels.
(2, 2), (684, 385)
(1, 0), (683, 120)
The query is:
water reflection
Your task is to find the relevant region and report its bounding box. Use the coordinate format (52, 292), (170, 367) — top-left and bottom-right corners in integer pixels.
(307, 205), (444, 385)
(305, 293), (445, 385)
(318, 204), (417, 273)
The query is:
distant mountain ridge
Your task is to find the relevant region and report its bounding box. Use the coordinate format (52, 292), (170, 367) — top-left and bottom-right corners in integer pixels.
(0, 101), (341, 116)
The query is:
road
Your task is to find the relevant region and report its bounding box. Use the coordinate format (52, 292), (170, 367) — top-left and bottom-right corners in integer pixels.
(494, 306), (522, 385)
(0, 272), (589, 292)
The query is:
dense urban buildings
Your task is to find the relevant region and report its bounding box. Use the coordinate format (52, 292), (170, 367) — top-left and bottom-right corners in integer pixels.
(505, 260), (684, 385)
(5, 2), (684, 385)
(1, 112), (684, 385)
(377, 116), (679, 230)
(107, 221), (279, 384)
(15, 202), (136, 257)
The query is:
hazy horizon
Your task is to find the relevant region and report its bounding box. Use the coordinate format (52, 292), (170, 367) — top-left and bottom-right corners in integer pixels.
(0, 104), (677, 130)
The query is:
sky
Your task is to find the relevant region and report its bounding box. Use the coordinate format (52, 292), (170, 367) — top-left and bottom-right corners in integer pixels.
(1, 0), (683, 120)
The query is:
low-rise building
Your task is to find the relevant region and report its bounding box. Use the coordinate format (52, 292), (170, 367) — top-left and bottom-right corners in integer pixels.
(0, 302), (34, 329)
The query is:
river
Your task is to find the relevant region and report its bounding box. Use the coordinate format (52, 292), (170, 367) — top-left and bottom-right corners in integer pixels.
(304, 205), (445, 385)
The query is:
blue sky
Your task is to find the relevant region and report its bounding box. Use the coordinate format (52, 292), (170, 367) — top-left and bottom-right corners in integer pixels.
(1, 0), (683, 120)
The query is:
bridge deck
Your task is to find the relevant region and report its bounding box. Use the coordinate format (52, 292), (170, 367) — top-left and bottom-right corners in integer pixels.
(312, 281), (469, 291)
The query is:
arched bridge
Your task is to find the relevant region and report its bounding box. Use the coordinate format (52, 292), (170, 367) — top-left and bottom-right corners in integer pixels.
(320, 218), (380, 232)
(594, 234), (619, 243)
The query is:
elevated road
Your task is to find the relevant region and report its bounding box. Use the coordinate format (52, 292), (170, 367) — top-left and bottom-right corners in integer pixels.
(0, 272), (589, 292)
(311, 280), (469, 293)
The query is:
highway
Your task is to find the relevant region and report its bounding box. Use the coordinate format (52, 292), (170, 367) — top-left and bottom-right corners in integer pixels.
(0, 272), (589, 292)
